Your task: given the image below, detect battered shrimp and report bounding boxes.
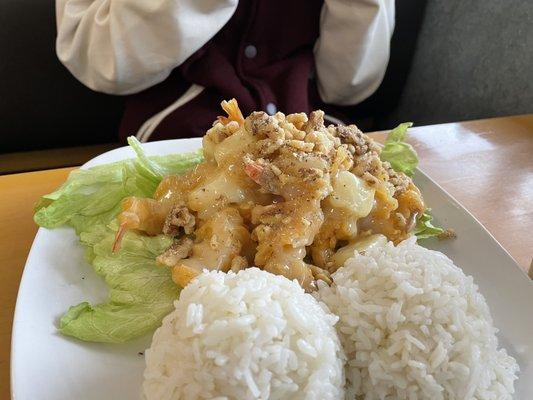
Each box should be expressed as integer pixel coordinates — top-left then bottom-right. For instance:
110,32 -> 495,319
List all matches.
111,100 -> 426,291
242,112 -> 336,290
171,207 -> 252,287
113,197 -> 172,252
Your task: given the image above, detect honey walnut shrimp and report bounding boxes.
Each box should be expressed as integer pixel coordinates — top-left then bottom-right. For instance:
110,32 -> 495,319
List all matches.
114,100 -> 425,291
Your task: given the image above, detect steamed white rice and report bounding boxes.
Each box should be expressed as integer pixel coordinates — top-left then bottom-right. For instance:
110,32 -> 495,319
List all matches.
318,237 -> 519,400
143,268 -> 345,400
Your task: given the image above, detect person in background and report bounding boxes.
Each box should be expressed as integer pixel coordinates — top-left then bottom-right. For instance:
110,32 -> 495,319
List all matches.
55,0 -> 394,142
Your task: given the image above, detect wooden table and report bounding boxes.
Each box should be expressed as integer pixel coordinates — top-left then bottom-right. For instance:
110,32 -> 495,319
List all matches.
0,167 -> 74,398
1,114 -> 532,398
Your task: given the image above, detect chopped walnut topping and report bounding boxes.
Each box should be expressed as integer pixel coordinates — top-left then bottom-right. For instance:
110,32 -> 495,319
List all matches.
383,162 -> 411,195
163,205 -> 196,236
156,238 -> 194,267
351,152 -> 383,178
270,164 -> 282,176
253,138 -> 284,157
299,167 -> 324,181
303,110 -> 325,134
333,125 -> 380,155
286,112 -> 308,131
287,139 -> 314,152
206,127 -> 229,144
438,229 -> 457,240
361,171 -> 379,185
245,112 -> 284,140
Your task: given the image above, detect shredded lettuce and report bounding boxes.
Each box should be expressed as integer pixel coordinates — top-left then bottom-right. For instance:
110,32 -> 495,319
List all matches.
34,137 -> 203,234
60,227 -> 177,343
413,210 -> 444,240
34,137 -> 203,343
380,122 -> 418,176
380,124 -> 444,240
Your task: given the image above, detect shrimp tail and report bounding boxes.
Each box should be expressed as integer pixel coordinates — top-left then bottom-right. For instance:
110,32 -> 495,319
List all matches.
112,223 -> 128,253
217,98 -> 244,126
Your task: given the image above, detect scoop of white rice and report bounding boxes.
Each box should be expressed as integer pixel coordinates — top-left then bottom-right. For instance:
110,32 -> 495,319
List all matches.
318,237 -> 519,400
143,267 -> 345,400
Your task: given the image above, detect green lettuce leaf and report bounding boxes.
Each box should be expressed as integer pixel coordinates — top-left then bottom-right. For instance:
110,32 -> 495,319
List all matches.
34,137 -> 203,342
413,210 -> 444,240
34,137 -> 203,234
380,124 -> 445,240
380,122 -> 418,176
60,228 -> 177,343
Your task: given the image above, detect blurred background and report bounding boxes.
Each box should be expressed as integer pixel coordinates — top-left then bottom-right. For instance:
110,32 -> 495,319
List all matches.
1,0 -> 532,173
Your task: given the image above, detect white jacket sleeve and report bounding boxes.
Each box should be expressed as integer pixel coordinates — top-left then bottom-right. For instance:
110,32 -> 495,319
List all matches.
314,0 -> 395,105
56,0 -> 238,95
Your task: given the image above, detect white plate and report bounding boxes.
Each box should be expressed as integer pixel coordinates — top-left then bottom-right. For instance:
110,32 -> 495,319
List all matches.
11,139 -> 533,400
